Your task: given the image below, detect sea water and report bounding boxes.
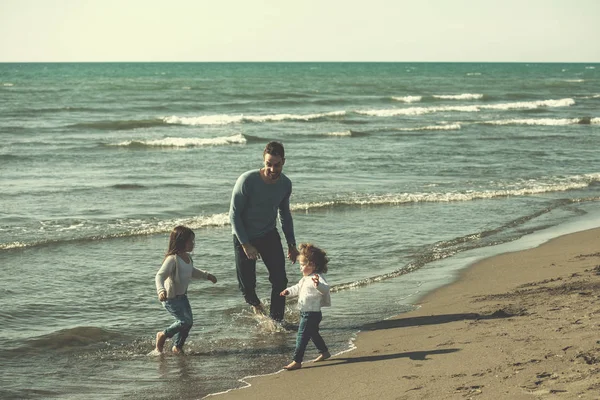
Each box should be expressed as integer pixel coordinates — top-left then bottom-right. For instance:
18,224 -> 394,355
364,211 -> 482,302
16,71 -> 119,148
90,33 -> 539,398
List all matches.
1,62 -> 599,399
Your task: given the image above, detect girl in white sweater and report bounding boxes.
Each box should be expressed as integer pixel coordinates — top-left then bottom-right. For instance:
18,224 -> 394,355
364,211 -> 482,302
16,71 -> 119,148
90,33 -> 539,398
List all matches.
154,226 -> 217,354
280,243 -> 331,370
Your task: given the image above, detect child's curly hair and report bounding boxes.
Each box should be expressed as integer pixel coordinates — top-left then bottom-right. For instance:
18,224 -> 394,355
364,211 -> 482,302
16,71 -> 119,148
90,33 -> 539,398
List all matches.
298,243 -> 329,273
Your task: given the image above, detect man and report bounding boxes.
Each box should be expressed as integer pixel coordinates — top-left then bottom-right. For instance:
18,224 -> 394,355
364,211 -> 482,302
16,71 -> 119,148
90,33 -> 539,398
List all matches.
229,141 -> 299,322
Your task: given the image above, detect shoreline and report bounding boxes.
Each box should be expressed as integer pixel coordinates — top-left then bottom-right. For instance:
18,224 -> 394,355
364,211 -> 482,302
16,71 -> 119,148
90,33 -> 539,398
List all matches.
209,226 -> 600,399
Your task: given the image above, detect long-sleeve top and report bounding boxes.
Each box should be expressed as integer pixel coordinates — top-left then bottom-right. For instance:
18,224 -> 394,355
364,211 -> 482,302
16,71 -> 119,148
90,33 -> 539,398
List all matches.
229,170 -> 296,245
155,254 -> 209,298
285,273 -> 331,312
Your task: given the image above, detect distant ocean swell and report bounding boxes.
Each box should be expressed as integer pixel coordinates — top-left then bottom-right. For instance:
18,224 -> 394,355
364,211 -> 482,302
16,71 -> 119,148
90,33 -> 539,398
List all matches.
53,116 -> 599,152
392,93 -> 484,102
58,97 -> 584,132
163,111 -> 347,125
109,134 -> 248,148
356,98 -> 575,117
482,117 -> 600,126
2,173 -> 599,251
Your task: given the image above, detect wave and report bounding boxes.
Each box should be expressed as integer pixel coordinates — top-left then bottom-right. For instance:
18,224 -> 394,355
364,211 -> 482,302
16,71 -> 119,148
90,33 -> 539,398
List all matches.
69,119 -> 166,130
8,106 -> 101,117
482,117 -> 600,126
391,94 -> 483,103
357,105 -> 479,117
20,327 -> 124,351
356,98 -> 575,117
0,154 -> 22,161
292,173 -> 600,211
330,198 -> 578,292
3,174 -> 599,251
110,184 -> 147,190
163,111 -> 346,126
325,130 -> 353,137
0,213 -> 231,250
391,95 -> 422,103
395,123 -> 461,132
2,182 -> 198,199
295,130 -> 370,138
432,93 -> 484,100
109,134 -> 247,148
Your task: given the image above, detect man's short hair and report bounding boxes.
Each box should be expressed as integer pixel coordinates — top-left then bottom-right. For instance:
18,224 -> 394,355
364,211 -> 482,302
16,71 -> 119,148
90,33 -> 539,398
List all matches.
263,141 -> 285,159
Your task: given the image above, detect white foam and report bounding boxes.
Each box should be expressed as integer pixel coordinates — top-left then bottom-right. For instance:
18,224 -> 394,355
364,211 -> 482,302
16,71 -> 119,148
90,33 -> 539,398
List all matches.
586,66 -> 596,69
356,98 -> 574,117
564,79 -> 584,83
480,98 -> 575,110
483,118 -> 582,126
163,111 -> 345,126
592,118 -> 600,125
3,83 -> 14,87
247,111 -> 345,122
164,115 -> 244,126
356,105 -> 479,117
391,95 -> 422,103
291,173 -> 600,210
398,123 -> 461,131
325,130 -> 352,136
114,134 -> 246,147
188,213 -> 230,227
432,93 -> 483,100
0,241 -> 27,250
466,72 -> 482,76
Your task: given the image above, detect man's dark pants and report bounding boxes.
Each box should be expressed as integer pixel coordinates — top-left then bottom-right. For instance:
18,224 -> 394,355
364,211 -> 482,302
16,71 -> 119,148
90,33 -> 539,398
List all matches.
234,229 -> 288,321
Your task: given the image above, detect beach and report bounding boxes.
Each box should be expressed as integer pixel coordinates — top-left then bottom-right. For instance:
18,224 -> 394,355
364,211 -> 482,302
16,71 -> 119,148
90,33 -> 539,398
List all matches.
1,62 -> 599,399
211,227 -> 600,399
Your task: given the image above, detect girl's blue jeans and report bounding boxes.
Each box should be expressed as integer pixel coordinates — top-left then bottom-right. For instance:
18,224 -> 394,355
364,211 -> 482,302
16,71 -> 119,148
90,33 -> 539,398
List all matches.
293,311 -> 328,363
163,294 -> 193,349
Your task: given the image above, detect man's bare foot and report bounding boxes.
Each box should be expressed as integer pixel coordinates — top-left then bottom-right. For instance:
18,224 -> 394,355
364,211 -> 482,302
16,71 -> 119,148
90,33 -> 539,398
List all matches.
172,346 -> 185,355
313,351 -> 331,362
155,332 -> 166,353
283,361 -> 301,371
252,303 -> 265,315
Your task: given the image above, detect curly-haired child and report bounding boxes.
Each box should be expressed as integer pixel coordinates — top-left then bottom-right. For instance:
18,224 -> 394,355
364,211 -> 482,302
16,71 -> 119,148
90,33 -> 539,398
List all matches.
280,243 -> 331,370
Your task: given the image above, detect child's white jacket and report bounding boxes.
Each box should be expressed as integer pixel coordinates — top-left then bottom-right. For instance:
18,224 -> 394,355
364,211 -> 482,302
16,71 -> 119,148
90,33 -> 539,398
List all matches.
285,273 -> 331,312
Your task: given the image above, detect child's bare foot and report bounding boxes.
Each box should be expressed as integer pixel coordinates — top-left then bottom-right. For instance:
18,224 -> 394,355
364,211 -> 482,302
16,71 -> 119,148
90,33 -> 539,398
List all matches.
283,361 -> 301,371
313,351 -> 331,362
172,346 -> 185,355
155,332 -> 166,353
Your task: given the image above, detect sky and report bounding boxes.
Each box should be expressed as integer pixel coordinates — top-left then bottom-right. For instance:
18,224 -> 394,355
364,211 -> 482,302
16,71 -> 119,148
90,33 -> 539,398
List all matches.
1,0 -> 599,63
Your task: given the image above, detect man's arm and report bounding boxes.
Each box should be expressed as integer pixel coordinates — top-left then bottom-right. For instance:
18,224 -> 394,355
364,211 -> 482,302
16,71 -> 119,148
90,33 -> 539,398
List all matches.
230,174 -> 260,260
229,175 -> 250,245
278,183 -> 298,262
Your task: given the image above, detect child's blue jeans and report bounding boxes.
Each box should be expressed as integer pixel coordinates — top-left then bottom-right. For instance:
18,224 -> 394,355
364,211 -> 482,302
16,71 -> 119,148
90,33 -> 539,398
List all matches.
163,294 -> 193,349
293,311 -> 328,363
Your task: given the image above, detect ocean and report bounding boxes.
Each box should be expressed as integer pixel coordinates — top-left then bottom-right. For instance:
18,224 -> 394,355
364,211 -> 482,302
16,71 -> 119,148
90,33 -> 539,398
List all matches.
1,62 -> 599,399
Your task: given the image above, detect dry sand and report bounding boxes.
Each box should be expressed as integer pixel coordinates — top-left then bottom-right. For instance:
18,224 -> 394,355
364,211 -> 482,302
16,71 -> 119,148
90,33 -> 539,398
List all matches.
210,227 -> 600,399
